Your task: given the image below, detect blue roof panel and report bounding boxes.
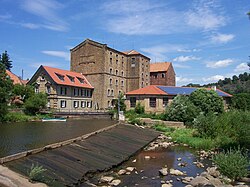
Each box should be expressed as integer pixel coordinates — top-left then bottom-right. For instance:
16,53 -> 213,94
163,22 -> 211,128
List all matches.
157,86 -> 231,97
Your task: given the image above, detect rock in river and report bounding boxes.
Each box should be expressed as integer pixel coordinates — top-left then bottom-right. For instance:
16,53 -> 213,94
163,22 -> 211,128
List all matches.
159,168 -> 168,176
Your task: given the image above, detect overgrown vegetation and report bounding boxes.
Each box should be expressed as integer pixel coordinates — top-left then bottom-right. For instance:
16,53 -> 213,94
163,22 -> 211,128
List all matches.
231,93 -> 250,111
213,148 -> 249,180
28,163 -> 47,182
24,93 -> 48,115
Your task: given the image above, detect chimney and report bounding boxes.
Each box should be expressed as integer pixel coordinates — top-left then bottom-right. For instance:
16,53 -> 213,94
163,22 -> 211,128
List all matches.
212,85 -> 216,91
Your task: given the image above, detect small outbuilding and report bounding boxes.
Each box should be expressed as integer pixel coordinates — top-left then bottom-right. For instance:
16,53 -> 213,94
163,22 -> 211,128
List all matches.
125,85 -> 232,113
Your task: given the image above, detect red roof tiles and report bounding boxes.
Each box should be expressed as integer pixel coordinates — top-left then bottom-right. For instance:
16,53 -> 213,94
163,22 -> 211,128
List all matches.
6,70 -> 23,85
150,62 -> 171,73
126,85 -> 167,95
42,66 -> 93,89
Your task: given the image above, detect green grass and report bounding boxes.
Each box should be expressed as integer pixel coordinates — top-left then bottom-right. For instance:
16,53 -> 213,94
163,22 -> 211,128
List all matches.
3,112 -> 53,123
213,148 -> 249,180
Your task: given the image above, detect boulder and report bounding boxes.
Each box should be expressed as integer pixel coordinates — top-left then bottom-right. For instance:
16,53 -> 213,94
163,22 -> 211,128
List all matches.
159,168 -> 168,176
206,167 -> 220,178
117,169 -> 126,175
162,184 -> 173,187
182,177 -> 194,184
189,176 -> 212,187
100,176 -> 114,183
109,179 -> 121,186
144,156 -> 151,160
169,169 -> 185,176
126,167 -> 135,172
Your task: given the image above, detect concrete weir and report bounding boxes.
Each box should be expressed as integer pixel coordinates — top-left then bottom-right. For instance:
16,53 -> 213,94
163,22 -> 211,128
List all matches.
3,124 -> 160,186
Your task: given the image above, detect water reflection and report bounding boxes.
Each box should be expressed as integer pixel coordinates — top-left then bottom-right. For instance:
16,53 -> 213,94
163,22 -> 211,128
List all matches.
0,118 -> 116,158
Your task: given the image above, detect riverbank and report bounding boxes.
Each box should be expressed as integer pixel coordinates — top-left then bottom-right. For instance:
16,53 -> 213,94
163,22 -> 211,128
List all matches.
84,133 -> 250,187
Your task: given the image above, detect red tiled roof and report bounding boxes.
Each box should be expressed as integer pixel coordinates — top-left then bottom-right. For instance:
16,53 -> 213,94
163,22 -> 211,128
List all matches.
42,66 -> 94,89
6,70 -> 23,85
126,85 -> 167,95
150,62 -> 171,73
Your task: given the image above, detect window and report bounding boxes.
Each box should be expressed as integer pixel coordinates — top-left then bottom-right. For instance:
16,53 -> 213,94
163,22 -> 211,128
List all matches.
141,82 -> 144,88
107,89 -> 110,96
130,97 -> 136,107
115,79 -> 118,86
110,52 -> 112,55
87,101 -> 92,108
74,88 -> 78,96
81,101 -> 86,108
150,97 -> 156,108
116,54 -> 118,58
110,58 -> 112,64
110,68 -> 112,74
163,98 -> 168,107
77,77 -> 84,84
109,78 -> 112,85
131,58 -> 135,67
108,101 -> 110,107
60,100 -> 66,108
60,87 -> 67,95
56,73 -> 64,81
40,76 -> 45,81
35,86 -> 39,93
121,71 -> 124,77
111,90 -> 114,96
122,61 -> 124,67
121,80 -> 124,87
116,59 -> 118,64
47,86 -> 51,94
73,101 -> 79,108
116,70 -> 118,75
162,73 -> 165,78
154,74 -> 157,78
68,75 -> 75,82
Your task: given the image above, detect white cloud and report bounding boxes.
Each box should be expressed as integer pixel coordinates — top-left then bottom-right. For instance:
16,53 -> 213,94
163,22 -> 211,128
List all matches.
202,75 -> 224,82
20,23 -> 40,29
177,48 -> 201,52
141,44 -> 184,61
185,0 -> 226,31
21,0 -> 68,31
42,51 -> 70,61
211,33 -> 235,43
173,64 -> 190,69
176,76 -> 193,83
173,55 -> 200,62
206,59 -> 234,68
234,63 -> 249,72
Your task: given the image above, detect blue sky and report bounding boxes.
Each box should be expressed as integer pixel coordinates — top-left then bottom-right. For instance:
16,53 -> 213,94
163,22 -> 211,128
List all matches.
0,0 -> 249,86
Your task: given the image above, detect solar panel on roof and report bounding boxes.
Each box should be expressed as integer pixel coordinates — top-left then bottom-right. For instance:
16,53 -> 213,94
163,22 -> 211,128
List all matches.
157,86 -> 230,97
157,86 -> 197,95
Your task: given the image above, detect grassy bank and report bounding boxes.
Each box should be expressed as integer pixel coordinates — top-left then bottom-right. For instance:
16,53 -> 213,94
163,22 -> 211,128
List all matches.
2,112 -> 53,123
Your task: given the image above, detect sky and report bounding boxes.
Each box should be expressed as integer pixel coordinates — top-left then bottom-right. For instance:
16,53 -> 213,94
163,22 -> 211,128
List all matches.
0,0 -> 249,86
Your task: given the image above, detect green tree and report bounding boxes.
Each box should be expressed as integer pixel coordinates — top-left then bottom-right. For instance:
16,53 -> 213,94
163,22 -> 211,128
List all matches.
231,93 -> 250,111
24,93 -> 47,115
165,95 -> 199,126
0,51 -> 12,71
0,63 -> 13,121
113,92 -> 126,112
189,89 -> 224,114
12,84 -> 35,101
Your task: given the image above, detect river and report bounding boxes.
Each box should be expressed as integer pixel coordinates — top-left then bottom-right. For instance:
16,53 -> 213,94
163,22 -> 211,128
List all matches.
0,118 -> 116,158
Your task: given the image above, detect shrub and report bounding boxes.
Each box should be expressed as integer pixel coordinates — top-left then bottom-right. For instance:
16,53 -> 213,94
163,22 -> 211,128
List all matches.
128,117 -> 142,125
231,93 -> 250,111
165,95 -> 199,126
4,112 -> 31,122
135,102 -> 145,114
24,93 -> 47,115
213,148 -> 249,180
193,112 -> 218,138
189,89 -> 224,114
153,123 -> 175,133
28,164 -> 47,182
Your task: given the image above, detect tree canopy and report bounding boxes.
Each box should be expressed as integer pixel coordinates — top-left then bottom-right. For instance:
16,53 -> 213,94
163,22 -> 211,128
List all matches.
0,51 -> 12,71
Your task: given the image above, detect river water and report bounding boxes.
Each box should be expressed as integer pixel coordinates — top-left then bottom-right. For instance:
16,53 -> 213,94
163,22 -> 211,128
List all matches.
0,118 -> 116,158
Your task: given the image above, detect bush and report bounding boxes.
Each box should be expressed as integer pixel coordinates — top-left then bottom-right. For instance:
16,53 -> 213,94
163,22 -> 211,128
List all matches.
24,93 -> 47,115
153,123 -> 175,133
28,163 -> 47,182
231,93 -> 250,111
189,89 -> 224,114
135,102 -> 145,114
213,148 -> 249,180
128,117 -> 142,125
165,95 -> 199,126
193,112 -> 218,138
4,112 -> 31,122
194,110 -> 250,149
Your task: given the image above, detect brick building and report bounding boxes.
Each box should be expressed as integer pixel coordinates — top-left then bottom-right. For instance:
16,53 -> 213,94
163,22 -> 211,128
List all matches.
70,39 -> 150,110
28,66 -> 94,112
150,62 -> 176,86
